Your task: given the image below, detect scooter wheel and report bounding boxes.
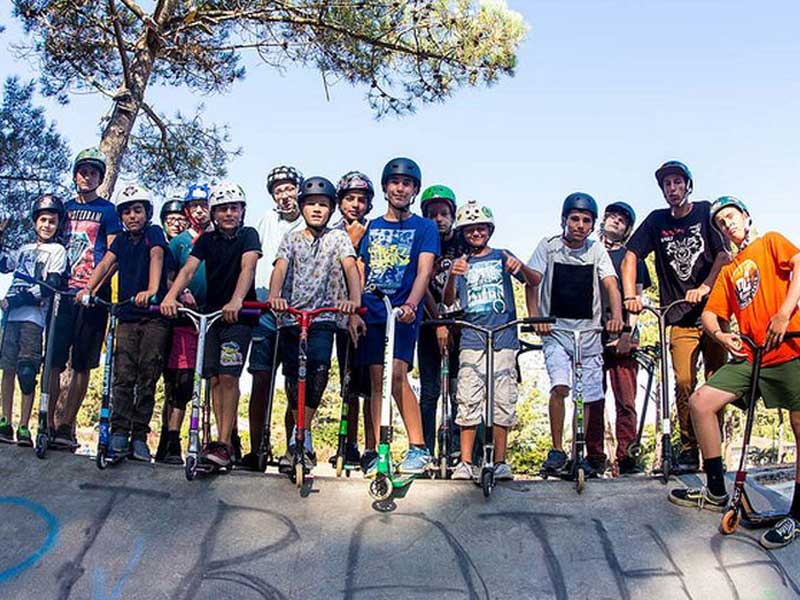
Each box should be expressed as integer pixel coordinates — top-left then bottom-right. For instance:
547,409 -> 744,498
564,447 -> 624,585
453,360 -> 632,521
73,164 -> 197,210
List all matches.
439,458 -> 448,480
626,443 -> 642,459
35,434 -> 48,459
369,476 -> 393,502
576,467 -> 586,494
481,469 -> 493,498
660,458 -> 671,485
335,455 -> 344,478
96,449 -> 108,470
185,456 -> 197,481
720,508 -> 741,535
257,453 -> 267,473
295,463 -> 304,489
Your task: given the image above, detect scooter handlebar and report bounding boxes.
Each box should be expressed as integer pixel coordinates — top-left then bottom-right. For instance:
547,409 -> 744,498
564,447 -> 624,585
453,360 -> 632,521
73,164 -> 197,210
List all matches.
11,271 -> 74,295
242,301 -> 367,317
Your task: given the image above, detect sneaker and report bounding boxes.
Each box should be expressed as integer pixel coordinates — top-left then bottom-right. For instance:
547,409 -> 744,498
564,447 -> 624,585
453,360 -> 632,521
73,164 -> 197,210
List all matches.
579,457 -> 599,479
129,438 -> 152,462
587,456 -> 607,476
51,424 -> 75,449
542,448 -> 568,472
452,461 -> 477,480
618,456 -> 643,475
238,452 -> 262,472
304,450 -> 317,469
231,430 -> 243,464
494,462 -> 514,481
163,434 -> 183,465
0,418 -> 13,443
345,443 -> 361,467
154,426 -> 169,463
760,517 -> 800,550
398,446 -> 432,474
278,446 -> 294,473
361,450 -> 378,478
675,448 -> 700,473
109,433 -> 130,460
16,426 -> 33,447
668,486 -> 728,512
205,442 -> 232,467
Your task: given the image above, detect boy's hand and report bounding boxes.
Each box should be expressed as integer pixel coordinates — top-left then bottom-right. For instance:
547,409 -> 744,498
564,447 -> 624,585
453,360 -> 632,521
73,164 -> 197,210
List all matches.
75,288 -> 92,305
609,332 -> 633,355
222,298 -> 243,323
451,255 -> 469,276
345,220 -> 367,248
268,296 -> 288,312
348,313 -> 366,346
436,325 -> 449,354
398,303 -> 416,324
337,299 -> 358,315
605,317 -> 624,335
715,331 -> 746,358
160,296 -> 180,318
134,290 -> 155,308
765,311 -> 790,351
503,251 -> 522,275
685,284 -> 710,304
179,290 -> 197,309
532,320 -> 553,336
624,296 -> 643,315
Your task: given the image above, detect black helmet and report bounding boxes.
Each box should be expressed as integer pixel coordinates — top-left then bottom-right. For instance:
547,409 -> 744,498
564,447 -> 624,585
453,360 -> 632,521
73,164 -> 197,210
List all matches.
562,192 -> 598,221
160,199 -> 185,224
381,157 -> 421,188
299,176 -> 337,206
655,160 -> 693,192
31,194 -> 65,223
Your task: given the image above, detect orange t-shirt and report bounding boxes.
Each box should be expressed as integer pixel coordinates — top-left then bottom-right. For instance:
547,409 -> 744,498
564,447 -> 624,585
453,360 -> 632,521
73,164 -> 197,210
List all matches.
705,232 -> 800,366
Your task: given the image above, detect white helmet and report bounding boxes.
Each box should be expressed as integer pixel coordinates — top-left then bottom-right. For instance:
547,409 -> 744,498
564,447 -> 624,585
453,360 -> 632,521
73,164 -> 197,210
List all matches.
209,181 -> 247,209
455,200 -> 495,233
114,182 -> 154,221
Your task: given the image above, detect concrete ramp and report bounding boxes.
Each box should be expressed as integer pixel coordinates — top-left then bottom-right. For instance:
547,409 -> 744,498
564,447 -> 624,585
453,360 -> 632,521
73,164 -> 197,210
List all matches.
0,447 -> 798,599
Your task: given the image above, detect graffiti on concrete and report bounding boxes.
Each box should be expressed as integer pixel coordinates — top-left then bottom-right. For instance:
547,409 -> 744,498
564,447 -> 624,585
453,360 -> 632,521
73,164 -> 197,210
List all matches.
0,496 -> 59,584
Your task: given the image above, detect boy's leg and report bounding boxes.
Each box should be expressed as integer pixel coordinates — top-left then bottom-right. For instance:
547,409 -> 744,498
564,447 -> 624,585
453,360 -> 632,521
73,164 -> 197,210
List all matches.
760,411 -> 800,548
1,370 -> 14,422
392,359 -> 424,445
493,348 -> 520,473
417,324 -> 441,454
582,354 -> 609,472
130,320 -> 169,457
109,322 -> 138,453
608,353 -> 639,464
216,374 -> 239,445
368,365 -> 383,446
670,325 -> 703,470
549,388 -> 568,450
455,348 -> 484,465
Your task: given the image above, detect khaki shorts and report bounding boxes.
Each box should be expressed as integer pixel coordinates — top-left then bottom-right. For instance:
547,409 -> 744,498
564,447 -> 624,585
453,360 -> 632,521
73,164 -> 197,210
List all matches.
705,357 -> 800,412
456,348 -> 518,428
0,321 -> 43,370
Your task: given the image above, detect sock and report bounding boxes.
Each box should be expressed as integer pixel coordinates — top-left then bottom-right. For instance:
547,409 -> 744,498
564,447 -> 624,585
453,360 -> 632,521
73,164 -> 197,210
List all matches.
304,432 -> 314,453
791,483 -> 800,520
704,456 -> 726,497
411,444 -> 426,450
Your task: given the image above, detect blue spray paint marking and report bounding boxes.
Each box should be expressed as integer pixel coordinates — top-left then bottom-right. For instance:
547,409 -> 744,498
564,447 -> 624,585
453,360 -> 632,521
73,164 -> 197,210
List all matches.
91,536 -> 146,600
0,496 -> 59,583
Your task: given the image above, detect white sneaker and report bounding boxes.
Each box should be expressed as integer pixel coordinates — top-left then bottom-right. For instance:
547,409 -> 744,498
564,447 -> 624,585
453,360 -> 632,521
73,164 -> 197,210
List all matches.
494,463 -> 514,481
452,461 -> 477,481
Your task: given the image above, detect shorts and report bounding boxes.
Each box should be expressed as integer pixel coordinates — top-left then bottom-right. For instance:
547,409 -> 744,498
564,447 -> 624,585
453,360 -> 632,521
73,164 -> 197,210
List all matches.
167,325 -> 198,370
248,314 -> 280,373
705,357 -> 800,412
203,322 -> 252,378
279,322 -> 336,379
0,321 -> 43,370
335,329 -> 371,398
456,348 -> 518,428
51,298 -> 108,371
543,338 -> 604,403
358,319 -> 418,367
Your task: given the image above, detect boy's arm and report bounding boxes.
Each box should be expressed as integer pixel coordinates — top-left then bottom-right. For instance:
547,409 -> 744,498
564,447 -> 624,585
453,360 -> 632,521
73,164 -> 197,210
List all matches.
687,250 -> 731,304
77,251 -> 117,303
135,245 -> 164,307
702,309 -> 745,357
267,257 -> 290,311
621,251 -> 642,313
399,252 -> 434,324
601,275 -> 623,333
222,250 -> 259,322
341,256 -> 362,307
161,256 -> 201,317
766,252 -> 800,349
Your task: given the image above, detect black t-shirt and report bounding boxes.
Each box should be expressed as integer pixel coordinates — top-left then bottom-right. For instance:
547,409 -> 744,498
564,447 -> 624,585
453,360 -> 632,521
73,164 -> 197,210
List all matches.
427,231 -> 469,313
110,225 -> 171,322
602,245 -> 652,342
627,201 -> 726,326
191,227 -> 261,312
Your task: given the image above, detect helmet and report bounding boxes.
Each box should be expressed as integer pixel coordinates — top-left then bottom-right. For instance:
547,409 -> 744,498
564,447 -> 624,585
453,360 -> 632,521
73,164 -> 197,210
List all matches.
455,200 -> 495,233
605,201 -> 636,228
160,200 -> 185,224
337,171 -> 375,213
184,183 -> 210,203
72,147 -> 107,182
209,182 -> 246,209
710,196 -> 750,232
266,165 -> 303,195
299,176 -> 337,206
420,185 -> 456,218
114,183 -> 154,221
562,192 -> 598,221
655,160 -> 693,191
381,157 -> 421,188
30,194 -> 65,223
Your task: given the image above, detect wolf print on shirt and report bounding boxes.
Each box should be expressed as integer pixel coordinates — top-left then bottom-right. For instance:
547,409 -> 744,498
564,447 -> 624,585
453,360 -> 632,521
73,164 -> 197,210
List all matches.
662,222 -> 705,282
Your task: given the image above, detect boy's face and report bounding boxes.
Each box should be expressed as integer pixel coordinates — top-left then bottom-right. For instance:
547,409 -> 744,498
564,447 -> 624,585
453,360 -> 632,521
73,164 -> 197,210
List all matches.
272,181 -> 299,213
121,202 -> 147,232
383,175 -> 418,209
602,210 -> 628,242
164,213 -> 188,239
34,212 -> 59,242
302,196 -> 333,229
425,201 -> 455,236
713,206 -> 748,245
339,190 -> 368,223
462,223 -> 491,249
185,200 -> 210,228
564,210 -> 594,243
213,202 -> 244,232
661,174 -> 688,206
75,164 -> 102,194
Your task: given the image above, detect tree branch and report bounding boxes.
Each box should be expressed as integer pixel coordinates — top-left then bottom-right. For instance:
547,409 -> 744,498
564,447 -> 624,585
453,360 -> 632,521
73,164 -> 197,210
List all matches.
108,0 -> 133,90
140,101 -> 176,171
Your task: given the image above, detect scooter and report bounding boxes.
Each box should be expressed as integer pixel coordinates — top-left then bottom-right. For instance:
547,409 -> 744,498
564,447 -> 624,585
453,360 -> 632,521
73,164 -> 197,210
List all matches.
332,341 -> 359,477
256,325 -> 283,474
719,331 -> 800,535
626,343 -> 660,460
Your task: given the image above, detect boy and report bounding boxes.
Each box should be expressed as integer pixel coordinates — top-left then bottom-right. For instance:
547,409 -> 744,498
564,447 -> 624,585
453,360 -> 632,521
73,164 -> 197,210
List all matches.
525,193 -> 623,477
443,200 -> 525,480
0,195 -> 67,446
161,182 -> 260,469
669,197 -> 800,550
244,165 -> 305,471
267,176 -> 362,466
161,196 -> 189,242
359,157 -> 439,475
77,184 -> 170,461
51,147 -> 122,449
622,160 -> 730,473
156,183 -> 212,464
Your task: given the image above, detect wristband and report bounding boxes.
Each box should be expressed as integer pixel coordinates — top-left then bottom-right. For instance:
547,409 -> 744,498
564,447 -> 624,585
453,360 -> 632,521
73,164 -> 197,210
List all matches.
623,296 -> 637,301
403,302 -> 417,313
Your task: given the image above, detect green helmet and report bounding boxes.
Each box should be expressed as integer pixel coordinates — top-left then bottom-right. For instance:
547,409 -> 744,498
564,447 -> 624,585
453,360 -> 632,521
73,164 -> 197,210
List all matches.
710,196 -> 749,232
73,147 -> 107,182
420,185 -> 456,218
455,200 -> 495,234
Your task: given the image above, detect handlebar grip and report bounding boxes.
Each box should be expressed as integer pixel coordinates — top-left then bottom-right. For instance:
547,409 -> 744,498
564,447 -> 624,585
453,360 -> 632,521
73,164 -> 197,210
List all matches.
240,308 -> 261,317
522,317 -> 557,325
148,305 -> 162,314
366,284 -> 386,299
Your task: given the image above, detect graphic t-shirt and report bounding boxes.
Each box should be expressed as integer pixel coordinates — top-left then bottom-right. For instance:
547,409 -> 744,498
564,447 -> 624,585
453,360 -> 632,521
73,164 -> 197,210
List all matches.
170,229 -> 207,308
627,201 -> 726,326
602,245 -> 652,344
705,232 -> 800,366
191,227 -> 261,312
0,241 -> 67,328
275,228 -> 356,328
359,215 -> 440,323
527,235 -> 617,356
455,248 -> 523,351
63,197 -> 122,290
110,225 -> 171,322
427,231 -> 469,316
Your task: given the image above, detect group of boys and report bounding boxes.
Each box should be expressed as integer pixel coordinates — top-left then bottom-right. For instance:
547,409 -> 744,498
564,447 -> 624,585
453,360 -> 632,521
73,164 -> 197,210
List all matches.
1,152 -> 799,549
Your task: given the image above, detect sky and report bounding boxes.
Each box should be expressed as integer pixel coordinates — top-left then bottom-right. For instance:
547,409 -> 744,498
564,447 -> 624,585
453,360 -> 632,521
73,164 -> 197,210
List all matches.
2,0 -> 800,267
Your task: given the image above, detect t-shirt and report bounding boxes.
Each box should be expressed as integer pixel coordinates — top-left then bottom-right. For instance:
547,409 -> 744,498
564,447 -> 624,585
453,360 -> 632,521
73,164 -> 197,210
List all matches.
190,227 -> 261,312
63,197 -> 122,290
705,232 -> 800,367
359,214 -> 440,323
275,227 -> 356,328
455,248 -> 523,351
626,201 -> 726,326
255,210 -> 304,302
110,225 -> 171,322
0,241 -> 67,328
427,231 -> 469,316
602,245 -> 652,343
527,235 -> 617,356
170,229 -> 207,308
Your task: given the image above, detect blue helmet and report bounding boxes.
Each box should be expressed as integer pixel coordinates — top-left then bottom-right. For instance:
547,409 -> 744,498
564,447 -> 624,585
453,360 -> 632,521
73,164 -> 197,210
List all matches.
381,157 -> 421,189
655,160 -> 693,192
562,192 -> 598,221
184,183 -> 210,203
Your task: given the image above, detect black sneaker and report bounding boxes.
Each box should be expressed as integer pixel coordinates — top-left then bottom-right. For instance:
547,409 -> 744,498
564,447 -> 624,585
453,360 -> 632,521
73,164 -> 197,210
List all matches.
360,449 -> 378,473
154,426 -> 169,463
51,424 -> 75,449
618,456 -> 643,475
760,517 -> 800,549
0,418 -> 14,444
668,486 -> 728,512
231,431 -> 243,464
345,443 -> 361,467
238,452 -> 262,472
587,455 -> 607,476
541,448 -> 568,473
163,434 -> 184,465
675,448 -> 700,473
